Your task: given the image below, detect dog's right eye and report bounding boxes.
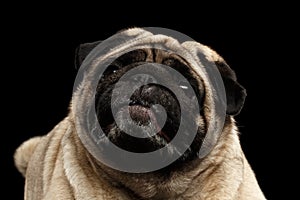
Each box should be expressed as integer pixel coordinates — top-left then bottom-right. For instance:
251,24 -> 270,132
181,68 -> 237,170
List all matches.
103,64 -> 120,76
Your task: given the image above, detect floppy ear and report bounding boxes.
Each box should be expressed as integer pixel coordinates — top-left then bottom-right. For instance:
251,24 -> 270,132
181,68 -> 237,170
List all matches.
75,40 -> 102,69
214,60 -> 247,116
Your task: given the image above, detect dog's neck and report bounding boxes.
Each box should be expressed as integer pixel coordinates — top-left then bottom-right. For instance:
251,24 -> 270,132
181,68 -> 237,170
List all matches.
92,156 -> 203,199
75,117 -> 243,200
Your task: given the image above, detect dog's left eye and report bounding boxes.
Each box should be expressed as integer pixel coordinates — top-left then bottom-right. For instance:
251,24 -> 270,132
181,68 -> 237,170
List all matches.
179,79 -> 198,98
179,80 -> 189,90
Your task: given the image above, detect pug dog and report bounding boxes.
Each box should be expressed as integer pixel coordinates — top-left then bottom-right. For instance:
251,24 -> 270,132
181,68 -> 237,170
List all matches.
14,28 -> 266,200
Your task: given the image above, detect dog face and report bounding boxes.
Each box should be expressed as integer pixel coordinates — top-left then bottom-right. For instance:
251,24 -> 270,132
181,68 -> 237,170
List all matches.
95,49 -> 205,163
75,42 -> 247,168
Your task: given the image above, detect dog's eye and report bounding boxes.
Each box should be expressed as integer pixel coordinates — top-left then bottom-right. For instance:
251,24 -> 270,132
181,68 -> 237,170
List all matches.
109,65 -> 119,73
99,65 -> 120,83
179,80 -> 197,98
179,80 -> 189,90
103,64 -> 119,76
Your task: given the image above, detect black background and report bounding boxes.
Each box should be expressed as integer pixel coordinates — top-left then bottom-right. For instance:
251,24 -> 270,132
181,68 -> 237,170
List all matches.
2,3 -> 296,199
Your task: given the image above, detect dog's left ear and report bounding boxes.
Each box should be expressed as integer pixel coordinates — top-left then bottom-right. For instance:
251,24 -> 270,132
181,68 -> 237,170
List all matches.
74,40 -> 102,69
215,61 -> 247,116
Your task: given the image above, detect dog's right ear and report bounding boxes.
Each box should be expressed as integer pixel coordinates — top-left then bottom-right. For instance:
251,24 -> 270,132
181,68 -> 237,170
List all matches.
75,41 -> 102,69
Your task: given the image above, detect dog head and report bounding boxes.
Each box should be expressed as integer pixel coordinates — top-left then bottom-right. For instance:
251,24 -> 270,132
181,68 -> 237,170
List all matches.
72,28 -> 246,172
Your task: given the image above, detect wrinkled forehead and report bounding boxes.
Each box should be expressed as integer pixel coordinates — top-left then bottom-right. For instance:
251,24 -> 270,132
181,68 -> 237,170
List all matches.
112,48 -> 202,81
114,48 -> 187,65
